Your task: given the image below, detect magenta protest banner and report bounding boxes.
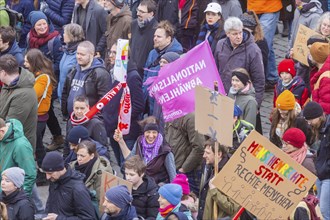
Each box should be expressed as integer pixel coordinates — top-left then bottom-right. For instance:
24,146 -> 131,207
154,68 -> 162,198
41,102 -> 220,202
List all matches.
148,41 -> 225,122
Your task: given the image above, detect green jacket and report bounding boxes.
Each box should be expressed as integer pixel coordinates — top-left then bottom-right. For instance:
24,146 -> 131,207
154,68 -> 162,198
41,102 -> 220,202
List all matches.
164,113 -> 205,172
0,0 -> 10,27
0,119 -> 37,195
0,68 -> 38,150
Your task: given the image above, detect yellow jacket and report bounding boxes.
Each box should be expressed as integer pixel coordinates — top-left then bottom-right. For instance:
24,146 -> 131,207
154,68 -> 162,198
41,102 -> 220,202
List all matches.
34,72 -> 52,115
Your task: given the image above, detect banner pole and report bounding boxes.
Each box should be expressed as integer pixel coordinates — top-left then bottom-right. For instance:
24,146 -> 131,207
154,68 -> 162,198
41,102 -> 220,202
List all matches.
233,207 -> 245,220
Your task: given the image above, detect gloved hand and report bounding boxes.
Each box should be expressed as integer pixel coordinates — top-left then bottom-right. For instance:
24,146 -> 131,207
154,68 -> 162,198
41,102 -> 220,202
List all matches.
40,1 -> 49,13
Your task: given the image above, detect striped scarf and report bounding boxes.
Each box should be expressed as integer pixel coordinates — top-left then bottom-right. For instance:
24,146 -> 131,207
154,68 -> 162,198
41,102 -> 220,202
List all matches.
196,23 -> 220,46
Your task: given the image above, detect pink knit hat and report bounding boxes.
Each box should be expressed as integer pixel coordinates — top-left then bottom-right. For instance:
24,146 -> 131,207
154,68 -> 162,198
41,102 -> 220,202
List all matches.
171,174 -> 190,195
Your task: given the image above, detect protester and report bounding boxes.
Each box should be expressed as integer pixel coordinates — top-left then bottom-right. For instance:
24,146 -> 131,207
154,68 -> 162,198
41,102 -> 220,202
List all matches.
0,167 -> 35,220
70,140 -> 113,213
228,68 -> 258,127
124,155 -> 159,219
303,101 -> 330,220
41,151 -> 97,219
315,11 -> 330,39
58,23 -> 85,102
273,59 -> 309,108
270,90 -> 311,148
157,183 -> 193,220
105,42 -> 117,81
0,26 -> 24,66
101,185 -> 138,220
114,120 -> 176,184
196,2 -> 224,53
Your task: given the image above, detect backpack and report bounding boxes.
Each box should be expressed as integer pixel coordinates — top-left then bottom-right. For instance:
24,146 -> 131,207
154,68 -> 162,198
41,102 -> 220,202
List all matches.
0,6 -> 24,40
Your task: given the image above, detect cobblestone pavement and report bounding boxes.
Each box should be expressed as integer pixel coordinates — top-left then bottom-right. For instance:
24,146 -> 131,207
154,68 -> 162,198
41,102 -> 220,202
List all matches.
39,26 -> 290,204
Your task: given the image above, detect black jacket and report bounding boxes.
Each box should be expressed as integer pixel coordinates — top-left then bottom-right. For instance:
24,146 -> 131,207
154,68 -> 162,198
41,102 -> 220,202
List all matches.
1,190 -> 34,220
315,115 -> 330,181
130,18 -> 158,77
103,61 -> 145,141
45,166 -> 97,219
132,175 -> 159,220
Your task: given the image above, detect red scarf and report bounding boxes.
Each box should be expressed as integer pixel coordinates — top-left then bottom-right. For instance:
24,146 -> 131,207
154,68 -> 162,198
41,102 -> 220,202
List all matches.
29,28 -> 59,49
288,144 -> 308,164
159,204 -> 175,217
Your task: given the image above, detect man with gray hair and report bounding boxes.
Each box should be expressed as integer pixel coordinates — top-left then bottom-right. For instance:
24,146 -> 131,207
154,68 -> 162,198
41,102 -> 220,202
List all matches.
214,17 -> 265,108
61,41 -> 111,118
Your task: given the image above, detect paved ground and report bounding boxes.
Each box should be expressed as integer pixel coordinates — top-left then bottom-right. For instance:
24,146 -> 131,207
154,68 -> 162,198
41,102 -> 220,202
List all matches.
37,25 -> 289,206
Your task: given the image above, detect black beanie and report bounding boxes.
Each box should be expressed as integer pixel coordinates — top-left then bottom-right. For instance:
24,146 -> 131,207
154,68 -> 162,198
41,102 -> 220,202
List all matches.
232,71 -> 250,86
303,102 -> 324,120
41,152 -> 64,172
67,126 -> 89,144
144,123 -> 159,132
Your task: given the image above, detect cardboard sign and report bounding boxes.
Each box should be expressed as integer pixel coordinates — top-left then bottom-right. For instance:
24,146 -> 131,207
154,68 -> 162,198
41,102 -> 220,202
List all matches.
114,39 -> 129,82
213,130 -> 317,219
99,172 -> 133,213
293,24 -> 322,66
147,41 -> 225,122
195,86 -> 234,147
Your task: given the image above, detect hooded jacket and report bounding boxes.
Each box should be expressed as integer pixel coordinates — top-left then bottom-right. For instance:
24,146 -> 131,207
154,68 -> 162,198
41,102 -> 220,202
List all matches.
132,175 -> 159,219
0,68 -> 38,149
214,30 -> 265,107
0,119 -> 36,195
228,84 -> 258,127
61,58 -> 111,117
289,0 -> 323,48
0,41 -> 24,66
46,166 -> 97,219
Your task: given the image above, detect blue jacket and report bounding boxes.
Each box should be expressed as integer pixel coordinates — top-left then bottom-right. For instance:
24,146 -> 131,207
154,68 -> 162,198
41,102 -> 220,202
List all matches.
142,38 -> 183,115
0,41 -> 24,66
43,0 -> 75,33
58,44 -> 78,100
7,0 -> 34,48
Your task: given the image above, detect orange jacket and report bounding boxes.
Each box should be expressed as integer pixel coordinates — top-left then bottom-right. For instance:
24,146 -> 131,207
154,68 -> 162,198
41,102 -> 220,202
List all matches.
34,72 -> 53,116
247,0 -> 282,14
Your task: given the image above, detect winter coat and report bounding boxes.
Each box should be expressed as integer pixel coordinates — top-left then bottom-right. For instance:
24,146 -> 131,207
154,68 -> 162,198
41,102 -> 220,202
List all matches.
256,38 -> 269,77
315,115 -> 330,181
43,0 -> 75,33
45,166 -> 97,219
310,56 -> 330,114
0,190 -> 34,220
214,30 -> 265,107
198,153 -> 230,219
0,119 -> 36,195
0,41 -> 24,66
130,18 -> 158,77
72,0 -> 108,53
143,38 -> 183,115
34,72 -> 53,116
0,68 -> 38,149
155,0 -> 178,27
219,0 -> 242,20
61,58 -> 110,117
131,137 -> 176,184
302,151 -> 317,175
274,76 -> 309,108
289,0 -> 323,48
0,0 -> 9,26
156,203 -> 193,220
101,205 -> 137,220
132,175 -> 159,219
103,62 -> 144,142
164,113 -> 205,172
70,156 -> 113,204
178,0 -> 199,31
228,84 -> 258,127
247,0 -> 282,14
98,5 -> 131,50
6,0 -> 34,48
58,43 -> 79,100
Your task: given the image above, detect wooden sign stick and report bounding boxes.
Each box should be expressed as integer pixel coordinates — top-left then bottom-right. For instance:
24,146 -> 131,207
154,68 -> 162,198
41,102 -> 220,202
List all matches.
213,81 -> 219,219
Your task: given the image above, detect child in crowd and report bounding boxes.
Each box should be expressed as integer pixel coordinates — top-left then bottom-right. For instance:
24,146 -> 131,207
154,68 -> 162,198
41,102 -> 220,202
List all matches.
273,59 -> 309,108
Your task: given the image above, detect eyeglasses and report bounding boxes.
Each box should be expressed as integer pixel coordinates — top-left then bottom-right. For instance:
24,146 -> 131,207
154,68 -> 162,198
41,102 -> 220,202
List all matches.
137,8 -> 148,14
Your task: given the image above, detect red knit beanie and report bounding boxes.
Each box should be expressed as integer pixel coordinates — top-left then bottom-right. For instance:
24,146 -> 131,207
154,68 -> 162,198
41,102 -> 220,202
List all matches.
282,128 -> 306,148
171,174 -> 190,195
278,59 -> 296,77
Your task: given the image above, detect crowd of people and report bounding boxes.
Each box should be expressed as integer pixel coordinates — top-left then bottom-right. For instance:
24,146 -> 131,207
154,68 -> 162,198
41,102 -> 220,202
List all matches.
0,0 -> 329,219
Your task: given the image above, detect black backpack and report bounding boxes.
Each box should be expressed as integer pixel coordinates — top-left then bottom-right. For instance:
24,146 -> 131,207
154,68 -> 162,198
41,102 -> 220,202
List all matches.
0,6 -> 24,40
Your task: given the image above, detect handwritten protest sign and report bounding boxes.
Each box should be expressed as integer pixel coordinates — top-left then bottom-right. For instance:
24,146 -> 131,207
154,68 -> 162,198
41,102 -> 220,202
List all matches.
213,131 -> 317,219
114,39 -> 129,82
148,41 -> 225,122
293,24 -> 322,66
195,86 -> 234,146
99,172 -> 132,213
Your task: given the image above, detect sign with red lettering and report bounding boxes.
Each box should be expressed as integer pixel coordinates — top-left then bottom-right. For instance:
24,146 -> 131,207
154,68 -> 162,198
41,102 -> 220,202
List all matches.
213,130 -> 317,219
99,172 -> 133,213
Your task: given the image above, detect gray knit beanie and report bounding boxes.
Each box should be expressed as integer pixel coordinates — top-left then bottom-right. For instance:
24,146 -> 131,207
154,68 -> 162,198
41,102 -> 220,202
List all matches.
2,167 -> 25,188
